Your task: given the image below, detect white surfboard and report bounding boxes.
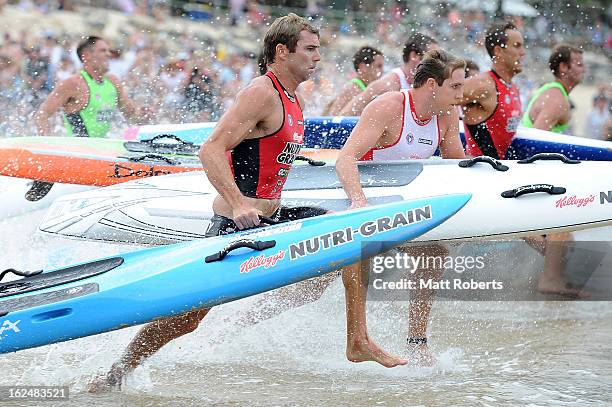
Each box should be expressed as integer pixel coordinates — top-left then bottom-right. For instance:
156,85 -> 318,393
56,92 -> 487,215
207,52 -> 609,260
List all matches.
39,157 -> 612,244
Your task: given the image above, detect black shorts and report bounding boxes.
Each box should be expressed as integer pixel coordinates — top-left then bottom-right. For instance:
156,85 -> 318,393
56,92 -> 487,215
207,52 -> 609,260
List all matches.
205,206 -> 328,237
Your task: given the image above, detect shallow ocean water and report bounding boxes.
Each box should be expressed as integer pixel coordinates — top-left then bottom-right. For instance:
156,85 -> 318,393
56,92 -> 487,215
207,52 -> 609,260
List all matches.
0,206 -> 611,406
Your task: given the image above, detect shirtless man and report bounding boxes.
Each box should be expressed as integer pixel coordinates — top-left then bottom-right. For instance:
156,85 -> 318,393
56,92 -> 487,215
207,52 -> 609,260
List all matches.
324,46 -> 384,115
336,49 -> 467,367
521,44 -> 586,297
35,36 -> 151,138
340,33 -> 439,116
88,14 -> 323,391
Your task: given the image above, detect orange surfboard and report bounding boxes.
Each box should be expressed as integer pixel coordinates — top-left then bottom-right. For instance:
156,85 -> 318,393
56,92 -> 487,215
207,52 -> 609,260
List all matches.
0,137 -> 339,186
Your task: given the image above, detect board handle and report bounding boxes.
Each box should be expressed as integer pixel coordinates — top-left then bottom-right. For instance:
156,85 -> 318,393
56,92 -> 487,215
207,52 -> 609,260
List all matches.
205,239 -> 277,263
501,184 -> 566,198
295,155 -> 326,166
24,181 -> 54,201
258,215 -> 280,225
126,154 -> 179,165
517,153 -> 581,164
458,156 -> 509,172
142,134 -> 194,146
0,268 -> 43,283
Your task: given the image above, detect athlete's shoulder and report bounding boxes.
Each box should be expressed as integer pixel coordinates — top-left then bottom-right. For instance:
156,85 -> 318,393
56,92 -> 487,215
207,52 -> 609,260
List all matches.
463,72 -> 495,102
379,71 -> 401,87
53,74 -> 86,96
471,72 -> 495,90
235,75 -> 277,105
105,73 -> 123,88
364,91 -> 404,116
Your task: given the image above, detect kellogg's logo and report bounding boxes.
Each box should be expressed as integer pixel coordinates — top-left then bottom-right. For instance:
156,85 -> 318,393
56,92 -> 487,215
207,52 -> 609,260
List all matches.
555,194 -> 596,209
240,250 -> 286,273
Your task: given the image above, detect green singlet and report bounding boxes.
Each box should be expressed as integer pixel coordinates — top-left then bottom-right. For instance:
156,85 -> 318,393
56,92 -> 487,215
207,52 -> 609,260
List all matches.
350,78 -> 367,92
521,81 -> 570,134
64,70 -> 118,138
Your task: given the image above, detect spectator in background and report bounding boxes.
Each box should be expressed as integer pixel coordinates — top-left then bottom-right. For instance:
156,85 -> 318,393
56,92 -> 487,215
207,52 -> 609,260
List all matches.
22,46 -> 51,106
585,93 -> 610,140
229,0 -> 245,26
54,55 -> 76,82
158,58 -> 185,118
180,52 -> 219,122
246,0 -> 266,28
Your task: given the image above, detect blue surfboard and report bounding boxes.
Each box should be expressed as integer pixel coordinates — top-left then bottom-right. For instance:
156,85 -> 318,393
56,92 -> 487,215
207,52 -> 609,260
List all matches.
0,194 -> 470,353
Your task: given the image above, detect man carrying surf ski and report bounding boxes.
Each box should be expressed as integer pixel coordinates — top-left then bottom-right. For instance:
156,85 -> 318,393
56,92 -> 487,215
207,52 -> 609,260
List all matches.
88,13 -> 324,392
336,49 -> 467,367
521,44 -> 587,297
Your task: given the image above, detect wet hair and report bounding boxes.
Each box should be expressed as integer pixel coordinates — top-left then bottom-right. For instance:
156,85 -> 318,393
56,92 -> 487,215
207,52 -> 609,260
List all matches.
257,51 -> 267,75
548,44 -> 583,77
413,49 -> 466,88
352,46 -> 383,72
464,59 -> 480,77
263,13 -> 319,65
76,36 -> 104,63
484,22 -> 517,58
402,33 -> 437,63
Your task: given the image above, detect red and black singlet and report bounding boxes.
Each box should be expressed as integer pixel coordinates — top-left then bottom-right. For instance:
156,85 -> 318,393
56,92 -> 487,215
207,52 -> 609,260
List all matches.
464,70 -> 522,159
228,71 -> 305,199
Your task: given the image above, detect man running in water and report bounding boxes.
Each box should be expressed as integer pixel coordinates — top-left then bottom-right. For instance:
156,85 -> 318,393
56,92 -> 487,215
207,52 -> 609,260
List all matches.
461,22 -> 524,159
35,36 -> 152,137
336,49 -> 467,367
324,46 -> 384,115
340,33 -> 439,116
88,13 -> 323,391
521,44 -> 586,297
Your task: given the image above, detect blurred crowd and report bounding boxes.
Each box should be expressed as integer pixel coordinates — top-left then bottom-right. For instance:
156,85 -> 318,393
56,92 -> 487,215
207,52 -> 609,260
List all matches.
0,0 -> 610,139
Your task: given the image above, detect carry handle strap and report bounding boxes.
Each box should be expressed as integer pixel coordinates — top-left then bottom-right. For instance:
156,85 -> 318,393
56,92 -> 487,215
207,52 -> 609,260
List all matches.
141,134 -> 193,146
204,239 -> 277,263
295,155 -> 326,167
517,153 -> 581,164
0,268 -> 43,283
458,156 -> 509,172
501,184 -> 566,198
126,154 -> 178,165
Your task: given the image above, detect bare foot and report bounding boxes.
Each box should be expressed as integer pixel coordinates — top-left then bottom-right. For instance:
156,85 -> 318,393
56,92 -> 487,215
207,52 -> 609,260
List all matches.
406,344 -> 436,367
86,371 -> 122,393
347,337 -> 408,368
538,278 -> 589,298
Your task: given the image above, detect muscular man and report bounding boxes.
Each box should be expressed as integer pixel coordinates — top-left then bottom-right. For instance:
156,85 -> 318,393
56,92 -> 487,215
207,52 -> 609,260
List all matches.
88,14 -> 323,391
461,22 -> 525,159
336,50 -> 467,367
521,44 -> 586,297
340,33 -> 439,116
35,36 -> 151,137
324,46 -> 384,115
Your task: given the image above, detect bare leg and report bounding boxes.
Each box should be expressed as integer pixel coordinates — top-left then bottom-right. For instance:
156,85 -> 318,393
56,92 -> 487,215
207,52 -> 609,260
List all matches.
538,232 -> 586,297
236,273 -> 339,327
405,244 -> 445,367
88,308 -> 210,392
524,235 -> 546,256
343,262 -> 407,368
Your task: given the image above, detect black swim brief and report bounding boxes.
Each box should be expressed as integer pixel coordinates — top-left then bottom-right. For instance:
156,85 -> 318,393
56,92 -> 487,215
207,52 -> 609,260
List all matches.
204,205 -> 328,237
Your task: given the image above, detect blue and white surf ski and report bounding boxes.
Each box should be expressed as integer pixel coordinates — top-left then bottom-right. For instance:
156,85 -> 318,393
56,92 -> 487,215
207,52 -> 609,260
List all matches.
129,119 -> 612,160
0,194 -> 470,353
